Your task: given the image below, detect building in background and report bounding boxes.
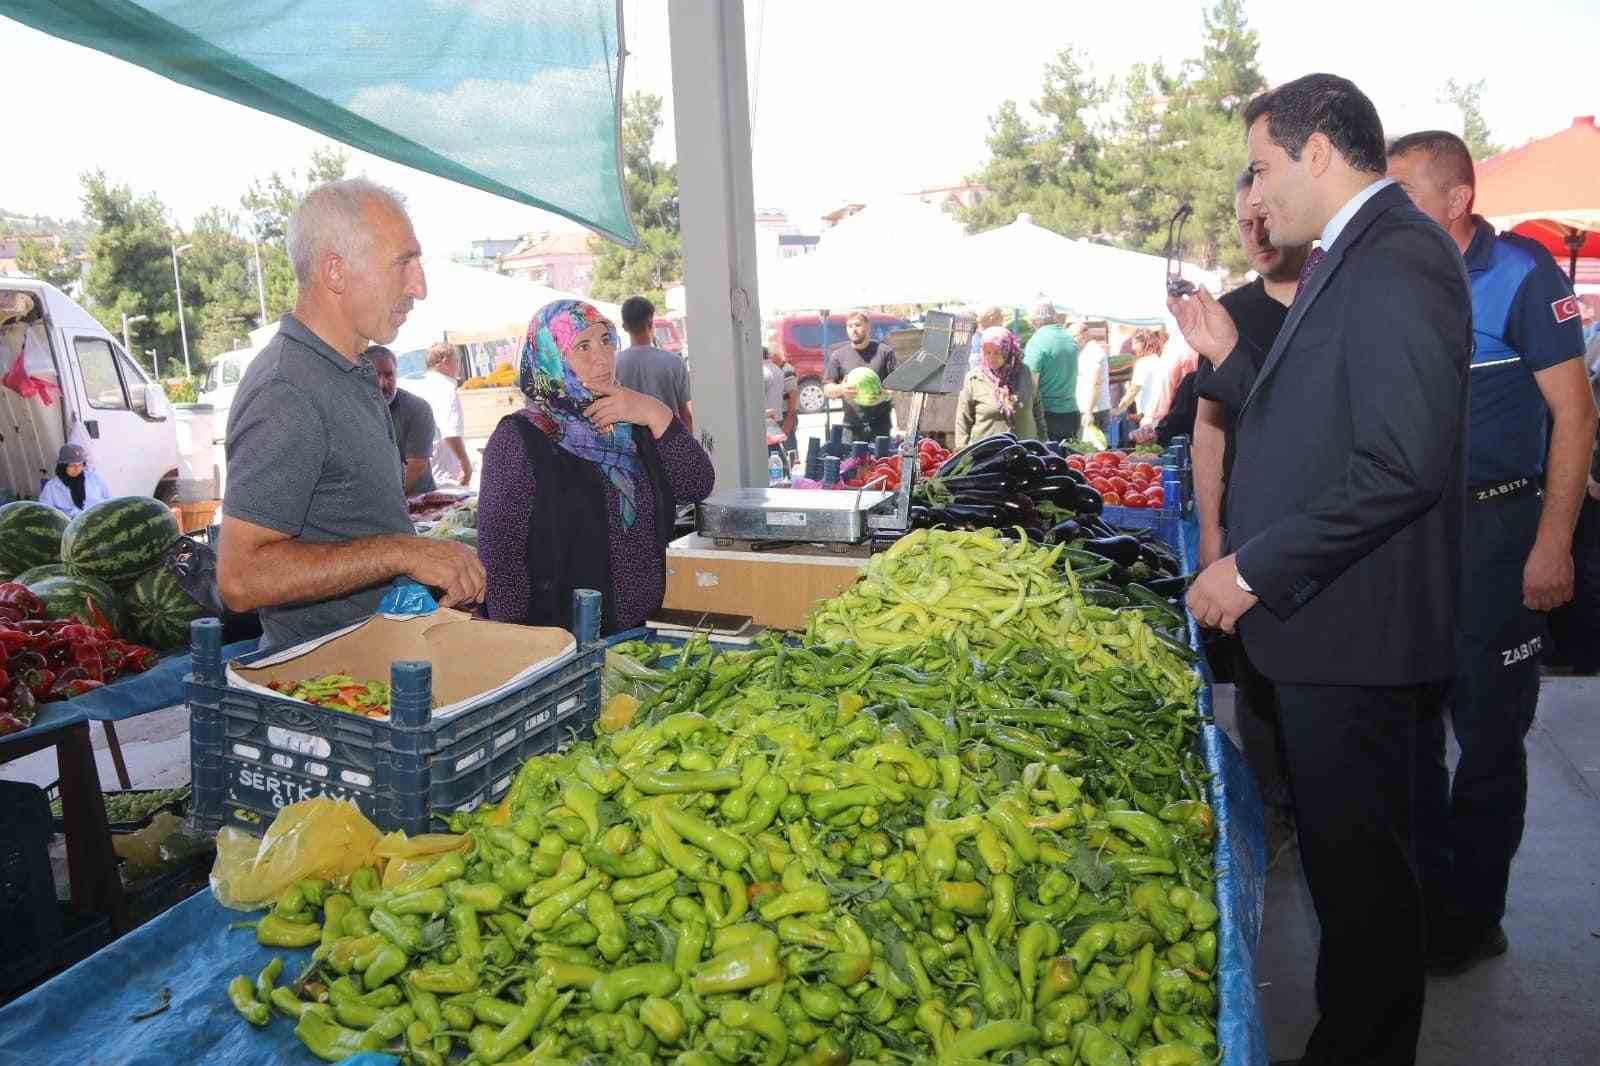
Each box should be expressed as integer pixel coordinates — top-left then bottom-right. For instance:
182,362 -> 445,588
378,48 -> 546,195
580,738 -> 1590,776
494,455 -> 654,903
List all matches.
909,182 -> 988,212
498,230 -> 598,294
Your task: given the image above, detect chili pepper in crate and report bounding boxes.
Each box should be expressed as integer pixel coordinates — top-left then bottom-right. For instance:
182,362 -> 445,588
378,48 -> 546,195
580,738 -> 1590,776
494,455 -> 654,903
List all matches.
227,974 -> 270,1026
23,667 -> 55,702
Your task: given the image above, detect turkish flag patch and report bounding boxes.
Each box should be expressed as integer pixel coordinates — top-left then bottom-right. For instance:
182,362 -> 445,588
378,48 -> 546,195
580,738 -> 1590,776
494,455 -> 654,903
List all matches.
1552,295 -> 1581,323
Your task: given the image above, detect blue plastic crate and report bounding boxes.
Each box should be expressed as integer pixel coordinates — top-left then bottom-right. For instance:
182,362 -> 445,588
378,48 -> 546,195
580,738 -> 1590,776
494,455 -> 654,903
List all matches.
188,591 -> 606,836
1100,507 -> 1199,574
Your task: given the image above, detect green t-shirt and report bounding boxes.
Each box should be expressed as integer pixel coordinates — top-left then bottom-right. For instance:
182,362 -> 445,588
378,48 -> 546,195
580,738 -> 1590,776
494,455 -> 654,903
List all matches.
1022,324 -> 1080,414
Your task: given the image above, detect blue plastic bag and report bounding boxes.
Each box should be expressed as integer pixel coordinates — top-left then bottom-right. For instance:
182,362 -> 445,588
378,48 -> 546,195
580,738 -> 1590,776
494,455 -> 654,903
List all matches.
378,579 -> 437,616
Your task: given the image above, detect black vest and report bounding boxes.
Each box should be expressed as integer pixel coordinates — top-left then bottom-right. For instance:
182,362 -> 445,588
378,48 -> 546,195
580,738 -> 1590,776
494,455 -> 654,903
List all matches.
503,416 -> 676,634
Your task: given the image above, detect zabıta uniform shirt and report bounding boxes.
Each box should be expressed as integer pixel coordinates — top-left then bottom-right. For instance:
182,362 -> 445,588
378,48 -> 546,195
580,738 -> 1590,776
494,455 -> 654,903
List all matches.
1463,216 -> 1586,484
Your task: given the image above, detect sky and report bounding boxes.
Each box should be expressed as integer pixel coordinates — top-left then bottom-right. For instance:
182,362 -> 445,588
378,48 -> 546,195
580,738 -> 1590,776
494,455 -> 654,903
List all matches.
2,0 -> 1596,256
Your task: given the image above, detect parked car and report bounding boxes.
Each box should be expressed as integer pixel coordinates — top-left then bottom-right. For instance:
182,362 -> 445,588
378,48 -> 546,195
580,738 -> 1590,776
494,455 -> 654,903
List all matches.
198,342 -> 262,428
652,316 -> 684,354
773,312 -> 909,414
0,279 -> 179,501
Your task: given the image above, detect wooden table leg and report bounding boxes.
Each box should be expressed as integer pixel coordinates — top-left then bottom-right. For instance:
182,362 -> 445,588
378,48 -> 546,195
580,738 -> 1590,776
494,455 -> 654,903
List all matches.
102,720 -> 133,790
56,722 -> 129,932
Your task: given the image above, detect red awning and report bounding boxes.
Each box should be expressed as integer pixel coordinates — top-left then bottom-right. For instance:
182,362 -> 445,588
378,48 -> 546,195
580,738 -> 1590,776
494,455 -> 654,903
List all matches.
1477,117 -> 1600,273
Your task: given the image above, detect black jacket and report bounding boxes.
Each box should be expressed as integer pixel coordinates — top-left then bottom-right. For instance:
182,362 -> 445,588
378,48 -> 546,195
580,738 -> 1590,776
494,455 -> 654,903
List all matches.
1199,182 -> 1471,685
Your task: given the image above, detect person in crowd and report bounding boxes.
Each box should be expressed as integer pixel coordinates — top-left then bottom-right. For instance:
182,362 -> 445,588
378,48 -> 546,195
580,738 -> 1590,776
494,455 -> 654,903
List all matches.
1387,130 -> 1598,977
616,295 -> 694,434
477,300 -> 714,635
1550,303 -> 1600,673
954,325 -> 1046,447
823,309 -> 896,442
967,305 -> 1006,370
410,341 -> 473,487
762,345 -> 798,462
1072,319 -> 1112,437
367,344 -> 437,494
219,178 -> 484,650
1171,74 -> 1469,1066
1149,327 -> 1197,426
769,341 -> 800,457
38,442 -> 110,518
1115,329 -> 1165,434
1190,167 -> 1313,854
1021,299 -> 1081,441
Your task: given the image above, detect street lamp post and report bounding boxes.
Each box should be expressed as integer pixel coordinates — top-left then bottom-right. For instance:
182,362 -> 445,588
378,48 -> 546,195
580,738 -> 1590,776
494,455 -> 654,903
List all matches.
145,348 -> 160,378
121,312 -> 148,364
249,226 -> 269,326
171,241 -> 194,377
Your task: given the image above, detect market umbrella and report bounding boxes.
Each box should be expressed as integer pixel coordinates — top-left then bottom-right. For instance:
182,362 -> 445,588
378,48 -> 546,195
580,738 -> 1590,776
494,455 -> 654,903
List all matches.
1476,115 -> 1600,280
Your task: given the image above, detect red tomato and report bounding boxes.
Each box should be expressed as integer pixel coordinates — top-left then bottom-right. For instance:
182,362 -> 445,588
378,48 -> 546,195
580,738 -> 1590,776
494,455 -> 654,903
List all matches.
1102,491 -> 1123,506
1089,477 -> 1113,494
1109,476 -> 1131,494
1134,462 -> 1157,480
1107,450 -> 1127,461
1123,490 -> 1147,509
1145,488 -> 1165,508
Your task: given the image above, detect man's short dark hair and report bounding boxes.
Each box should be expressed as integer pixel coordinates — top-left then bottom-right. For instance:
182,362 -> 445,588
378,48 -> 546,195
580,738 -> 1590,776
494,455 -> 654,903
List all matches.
1234,168 -> 1255,195
621,296 -> 654,332
1387,130 -> 1476,199
363,344 -> 395,365
1242,73 -> 1387,175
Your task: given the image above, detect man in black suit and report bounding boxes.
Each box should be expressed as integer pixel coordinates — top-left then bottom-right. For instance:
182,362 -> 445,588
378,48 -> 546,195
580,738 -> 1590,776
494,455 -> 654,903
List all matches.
1170,74 -> 1471,1066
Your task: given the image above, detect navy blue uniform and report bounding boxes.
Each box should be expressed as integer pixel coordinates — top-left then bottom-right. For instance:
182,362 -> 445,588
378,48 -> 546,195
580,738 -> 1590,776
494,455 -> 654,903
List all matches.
1417,217 -> 1586,954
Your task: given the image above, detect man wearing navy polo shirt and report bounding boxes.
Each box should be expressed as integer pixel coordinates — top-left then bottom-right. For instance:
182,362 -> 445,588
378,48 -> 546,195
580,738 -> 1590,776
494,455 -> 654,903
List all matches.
1389,132 -> 1599,975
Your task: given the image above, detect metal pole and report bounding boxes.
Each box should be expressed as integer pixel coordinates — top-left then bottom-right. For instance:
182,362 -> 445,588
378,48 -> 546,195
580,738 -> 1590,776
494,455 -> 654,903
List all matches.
121,314 -> 132,360
171,242 -> 192,377
250,228 -> 269,325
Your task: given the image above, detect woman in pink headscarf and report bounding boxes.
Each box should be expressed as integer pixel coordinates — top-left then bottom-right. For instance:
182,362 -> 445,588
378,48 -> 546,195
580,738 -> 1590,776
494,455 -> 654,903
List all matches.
954,325 -> 1047,447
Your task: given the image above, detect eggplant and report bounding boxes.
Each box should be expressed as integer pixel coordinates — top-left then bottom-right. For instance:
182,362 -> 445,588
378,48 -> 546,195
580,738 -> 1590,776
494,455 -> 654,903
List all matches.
1008,451 -> 1049,482
1142,574 -> 1193,597
1073,485 -> 1105,515
965,443 -> 1029,477
1021,475 -> 1084,508
1048,518 -> 1083,543
1039,454 -> 1071,479
938,474 -> 1021,499
1045,441 -> 1067,457
1138,542 -> 1179,575
935,434 -> 1016,479
1061,467 -> 1087,486
938,503 -> 1006,526
1078,535 -> 1143,567
1017,439 -> 1054,457
1080,515 -> 1117,539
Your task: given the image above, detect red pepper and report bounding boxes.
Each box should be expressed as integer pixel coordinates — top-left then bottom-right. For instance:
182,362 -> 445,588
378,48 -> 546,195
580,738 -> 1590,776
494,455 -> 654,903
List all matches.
58,624 -> 101,644
9,680 -> 37,720
51,679 -> 104,700
43,637 -> 73,669
115,644 -> 159,674
24,668 -> 57,702
0,712 -> 27,736
68,645 -> 105,683
0,583 -> 43,620
0,607 -> 25,626
0,630 -> 25,652
84,599 -> 118,639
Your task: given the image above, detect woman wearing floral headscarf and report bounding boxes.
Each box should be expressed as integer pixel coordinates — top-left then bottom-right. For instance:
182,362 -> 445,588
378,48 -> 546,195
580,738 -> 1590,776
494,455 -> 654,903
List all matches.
477,300 -> 714,633
953,325 -> 1047,448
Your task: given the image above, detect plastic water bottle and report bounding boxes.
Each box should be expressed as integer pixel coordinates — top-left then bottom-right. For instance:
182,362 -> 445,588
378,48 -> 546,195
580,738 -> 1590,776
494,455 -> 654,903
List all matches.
768,452 -> 784,486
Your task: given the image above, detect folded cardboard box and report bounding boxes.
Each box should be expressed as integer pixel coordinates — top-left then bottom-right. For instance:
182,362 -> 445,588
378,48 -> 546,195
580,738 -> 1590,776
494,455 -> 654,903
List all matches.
227,608 -> 575,718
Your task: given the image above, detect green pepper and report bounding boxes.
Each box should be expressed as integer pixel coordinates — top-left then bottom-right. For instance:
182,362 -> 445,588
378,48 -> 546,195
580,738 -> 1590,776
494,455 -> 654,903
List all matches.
341,906 -> 374,938
1132,883 -> 1191,944
581,887 -> 625,963
736,774 -> 790,836
360,1005 -> 415,1050
319,895 -> 354,951
1126,942 -> 1156,1011
273,883 -> 308,918
387,886 -> 449,918
363,943 -> 408,990
718,1002 -> 788,1066
778,917 -> 841,950
445,879 -> 507,913
349,867 -> 385,909
591,963 -> 681,1012
390,852 -> 468,895
405,1020 -> 445,1066
1158,799 -> 1215,844
493,858 -> 539,894
1107,854 -> 1178,878
477,978 -> 555,1063
1105,809 -> 1176,857
758,883 -> 829,921
248,913 -> 322,949
562,780 -> 603,839
270,986 -> 313,1019
327,932 -> 384,973
691,937 -> 783,995
1035,955 -> 1079,1010
1113,919 -> 1159,955
1135,1045 -> 1211,1066
1152,966 -> 1197,1014
921,830 -> 957,881
227,974 -> 270,1026
933,881 -> 989,917
986,873 -> 1016,942
407,958 -> 481,995
369,908 -> 424,954
985,798 -> 1040,864
1194,930 -> 1218,973
658,802 -> 749,869
1072,1023 -> 1133,1066
293,1010 -> 367,1062
523,848 -> 586,907
967,923 -> 1019,1018
941,1020 -> 1039,1063
798,980 -> 852,1022
255,956 -> 282,1006
1067,922 -> 1115,973
1167,886 -> 1219,932
639,995 -> 686,1045
297,877 -> 331,908
1017,922 -> 1058,1022
628,767 -> 742,794
535,957 -> 604,989
449,903 -> 482,964
583,843 -> 661,879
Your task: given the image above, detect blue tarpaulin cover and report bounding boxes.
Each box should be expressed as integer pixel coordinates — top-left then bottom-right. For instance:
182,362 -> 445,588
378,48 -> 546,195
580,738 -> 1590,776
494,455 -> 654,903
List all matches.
1,0 -> 637,244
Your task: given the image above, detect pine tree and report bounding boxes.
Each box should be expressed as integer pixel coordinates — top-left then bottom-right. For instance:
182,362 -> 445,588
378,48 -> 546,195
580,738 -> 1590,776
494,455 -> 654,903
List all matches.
588,93 -> 682,306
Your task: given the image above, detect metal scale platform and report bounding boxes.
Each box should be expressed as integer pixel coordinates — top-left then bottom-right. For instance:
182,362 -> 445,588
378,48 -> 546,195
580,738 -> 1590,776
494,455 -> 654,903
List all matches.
695,311 -> 975,549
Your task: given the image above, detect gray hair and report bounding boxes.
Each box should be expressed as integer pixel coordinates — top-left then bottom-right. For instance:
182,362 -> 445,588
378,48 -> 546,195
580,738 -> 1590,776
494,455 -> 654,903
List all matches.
286,178 -> 408,287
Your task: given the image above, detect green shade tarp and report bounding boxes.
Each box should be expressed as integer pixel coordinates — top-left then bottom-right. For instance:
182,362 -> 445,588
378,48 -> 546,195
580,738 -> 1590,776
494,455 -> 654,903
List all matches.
4,0 -> 638,245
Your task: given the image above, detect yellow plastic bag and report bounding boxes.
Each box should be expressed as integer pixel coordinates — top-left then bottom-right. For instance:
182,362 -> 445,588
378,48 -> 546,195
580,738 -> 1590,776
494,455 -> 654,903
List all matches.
210,798 -> 383,911
376,831 -> 472,889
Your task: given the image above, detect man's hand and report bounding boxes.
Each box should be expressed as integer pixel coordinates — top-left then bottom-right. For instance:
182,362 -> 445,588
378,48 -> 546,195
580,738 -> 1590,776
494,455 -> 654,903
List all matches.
822,382 -> 848,399
459,458 -> 474,486
1131,426 -> 1158,444
1199,523 -> 1224,569
1186,552 -> 1258,633
583,381 -> 672,437
405,538 -> 486,608
1523,537 -> 1575,611
1166,288 -> 1239,367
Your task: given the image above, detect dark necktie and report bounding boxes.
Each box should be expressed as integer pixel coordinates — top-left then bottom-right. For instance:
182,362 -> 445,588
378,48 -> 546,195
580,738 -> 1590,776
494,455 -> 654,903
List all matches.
1293,247 -> 1327,305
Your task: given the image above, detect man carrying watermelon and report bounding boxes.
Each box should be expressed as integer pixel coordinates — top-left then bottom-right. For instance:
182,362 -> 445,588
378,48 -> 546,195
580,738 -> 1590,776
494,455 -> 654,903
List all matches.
217,179 -> 485,650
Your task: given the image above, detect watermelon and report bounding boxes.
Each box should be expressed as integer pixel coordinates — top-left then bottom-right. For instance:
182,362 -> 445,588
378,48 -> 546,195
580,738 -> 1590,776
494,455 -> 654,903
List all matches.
0,500 -> 70,575
29,573 -> 128,636
16,563 -> 69,586
126,567 -> 207,650
61,496 -> 180,588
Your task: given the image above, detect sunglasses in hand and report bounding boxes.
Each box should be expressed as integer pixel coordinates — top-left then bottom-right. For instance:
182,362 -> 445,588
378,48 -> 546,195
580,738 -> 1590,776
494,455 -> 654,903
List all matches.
1165,203 -> 1197,297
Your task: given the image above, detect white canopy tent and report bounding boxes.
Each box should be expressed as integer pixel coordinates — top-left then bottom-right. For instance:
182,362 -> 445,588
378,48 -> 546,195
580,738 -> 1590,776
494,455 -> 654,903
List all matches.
759,198 -> 971,313
958,214 -> 1221,326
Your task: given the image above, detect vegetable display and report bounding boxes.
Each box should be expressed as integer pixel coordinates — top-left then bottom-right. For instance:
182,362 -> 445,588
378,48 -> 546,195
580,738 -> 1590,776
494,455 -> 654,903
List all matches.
0,582 -> 160,734
911,435 -> 1109,540
225,529 -> 1218,1064
1066,452 -> 1167,511
267,674 -> 394,718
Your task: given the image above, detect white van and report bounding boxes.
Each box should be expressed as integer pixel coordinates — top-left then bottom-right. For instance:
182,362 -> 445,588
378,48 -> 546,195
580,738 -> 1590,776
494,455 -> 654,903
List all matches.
198,342 -> 259,427
0,279 -> 180,502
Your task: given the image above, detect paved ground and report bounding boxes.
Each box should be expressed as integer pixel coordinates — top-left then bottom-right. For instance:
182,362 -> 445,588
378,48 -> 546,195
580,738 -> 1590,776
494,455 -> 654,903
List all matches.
1212,674 -> 1600,1066
5,674 -> 1595,1064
